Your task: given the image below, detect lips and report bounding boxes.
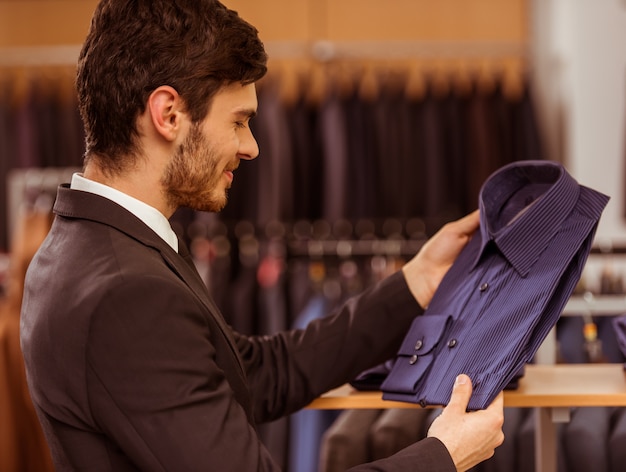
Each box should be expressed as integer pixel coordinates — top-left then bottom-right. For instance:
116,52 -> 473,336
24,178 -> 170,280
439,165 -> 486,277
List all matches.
223,160 -> 239,184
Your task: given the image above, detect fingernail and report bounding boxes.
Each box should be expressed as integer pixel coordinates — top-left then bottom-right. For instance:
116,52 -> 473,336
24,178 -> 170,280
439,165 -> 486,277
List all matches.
455,375 -> 467,386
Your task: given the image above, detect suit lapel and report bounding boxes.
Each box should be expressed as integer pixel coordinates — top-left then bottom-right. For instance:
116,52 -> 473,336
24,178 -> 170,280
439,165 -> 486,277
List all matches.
161,238 -> 246,367
54,186 -> 248,381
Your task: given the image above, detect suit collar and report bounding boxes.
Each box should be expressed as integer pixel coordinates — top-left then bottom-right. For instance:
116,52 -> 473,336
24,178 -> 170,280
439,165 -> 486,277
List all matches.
69,173 -> 179,252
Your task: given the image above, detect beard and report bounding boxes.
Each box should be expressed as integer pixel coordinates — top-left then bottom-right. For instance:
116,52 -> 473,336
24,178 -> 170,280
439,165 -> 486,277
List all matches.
161,122 -> 232,213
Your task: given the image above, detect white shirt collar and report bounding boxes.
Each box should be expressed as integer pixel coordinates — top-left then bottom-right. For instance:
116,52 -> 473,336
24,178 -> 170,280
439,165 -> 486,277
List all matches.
70,173 -> 179,253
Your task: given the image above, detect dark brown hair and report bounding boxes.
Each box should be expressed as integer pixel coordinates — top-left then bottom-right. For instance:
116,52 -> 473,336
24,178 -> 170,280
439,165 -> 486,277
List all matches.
76,0 -> 268,174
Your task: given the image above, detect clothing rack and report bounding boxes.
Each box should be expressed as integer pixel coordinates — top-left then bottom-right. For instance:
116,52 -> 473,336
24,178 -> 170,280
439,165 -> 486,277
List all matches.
178,215 -> 437,260
591,246 -> 626,255
563,294 -> 626,317
265,39 -> 528,62
0,45 -> 82,67
6,167 -> 79,247
0,39 -> 527,67
285,238 -> 424,259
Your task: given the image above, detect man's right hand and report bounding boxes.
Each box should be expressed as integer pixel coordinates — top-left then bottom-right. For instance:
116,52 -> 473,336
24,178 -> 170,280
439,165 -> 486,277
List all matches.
427,374 -> 504,471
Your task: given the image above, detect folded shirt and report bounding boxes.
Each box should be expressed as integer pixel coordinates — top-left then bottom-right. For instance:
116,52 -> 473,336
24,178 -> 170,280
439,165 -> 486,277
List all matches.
380,160 -> 609,410
351,362 -> 525,392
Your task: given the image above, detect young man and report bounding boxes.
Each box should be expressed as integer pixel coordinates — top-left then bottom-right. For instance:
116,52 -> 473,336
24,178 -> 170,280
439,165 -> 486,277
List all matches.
20,1 -> 503,470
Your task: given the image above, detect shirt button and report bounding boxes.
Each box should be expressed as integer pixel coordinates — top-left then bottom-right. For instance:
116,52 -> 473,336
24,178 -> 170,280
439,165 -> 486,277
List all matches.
479,282 -> 489,292
409,354 -> 418,365
448,339 -> 458,348
414,339 -> 423,350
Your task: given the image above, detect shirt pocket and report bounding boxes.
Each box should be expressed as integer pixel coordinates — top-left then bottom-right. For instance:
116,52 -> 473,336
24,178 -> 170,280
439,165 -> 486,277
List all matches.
381,314 -> 452,394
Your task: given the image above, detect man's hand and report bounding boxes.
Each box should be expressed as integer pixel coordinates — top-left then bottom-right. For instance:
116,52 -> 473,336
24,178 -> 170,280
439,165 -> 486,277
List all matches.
402,210 -> 480,308
427,375 -> 505,471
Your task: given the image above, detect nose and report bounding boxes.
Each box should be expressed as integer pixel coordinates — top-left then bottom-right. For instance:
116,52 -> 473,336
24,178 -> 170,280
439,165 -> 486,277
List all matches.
239,127 -> 259,161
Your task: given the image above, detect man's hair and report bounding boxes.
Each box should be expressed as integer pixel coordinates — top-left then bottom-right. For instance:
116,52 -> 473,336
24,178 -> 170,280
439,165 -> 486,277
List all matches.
76,0 -> 268,173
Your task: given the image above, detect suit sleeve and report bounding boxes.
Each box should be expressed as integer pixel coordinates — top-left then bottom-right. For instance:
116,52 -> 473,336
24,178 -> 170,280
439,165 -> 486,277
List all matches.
240,271 -> 425,420
348,438 -> 455,471
86,270 -> 453,471
236,271 -> 456,470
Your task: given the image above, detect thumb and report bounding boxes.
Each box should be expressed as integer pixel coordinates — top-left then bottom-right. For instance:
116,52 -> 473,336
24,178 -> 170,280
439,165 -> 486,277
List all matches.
446,374 -> 473,414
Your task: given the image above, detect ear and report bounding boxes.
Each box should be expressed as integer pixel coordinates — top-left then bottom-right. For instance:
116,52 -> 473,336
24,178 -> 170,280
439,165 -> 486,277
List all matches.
147,85 -> 186,142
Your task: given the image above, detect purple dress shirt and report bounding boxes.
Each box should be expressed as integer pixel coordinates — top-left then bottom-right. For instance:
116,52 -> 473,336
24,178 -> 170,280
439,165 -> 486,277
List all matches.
611,317 -> 626,365
381,160 -> 609,410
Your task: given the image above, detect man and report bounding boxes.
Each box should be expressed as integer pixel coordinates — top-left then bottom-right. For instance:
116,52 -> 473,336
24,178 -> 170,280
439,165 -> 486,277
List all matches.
20,1 -> 504,470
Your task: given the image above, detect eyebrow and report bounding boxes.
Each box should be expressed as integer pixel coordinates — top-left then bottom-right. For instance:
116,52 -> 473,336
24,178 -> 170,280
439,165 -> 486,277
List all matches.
233,108 -> 257,120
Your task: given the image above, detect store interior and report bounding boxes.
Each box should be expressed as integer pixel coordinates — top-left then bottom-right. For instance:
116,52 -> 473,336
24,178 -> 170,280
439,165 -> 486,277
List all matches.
2,1 -> 626,471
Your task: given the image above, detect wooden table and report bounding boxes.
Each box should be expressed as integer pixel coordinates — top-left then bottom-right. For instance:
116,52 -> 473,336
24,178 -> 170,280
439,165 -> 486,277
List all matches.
306,364 -> 626,472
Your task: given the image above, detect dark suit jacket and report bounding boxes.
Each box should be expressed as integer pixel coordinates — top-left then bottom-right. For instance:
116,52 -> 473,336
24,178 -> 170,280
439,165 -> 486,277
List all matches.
20,185 -> 454,471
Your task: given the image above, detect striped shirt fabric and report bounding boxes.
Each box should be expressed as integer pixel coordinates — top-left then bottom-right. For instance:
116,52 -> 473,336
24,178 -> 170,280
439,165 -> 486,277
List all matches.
381,160 -> 610,410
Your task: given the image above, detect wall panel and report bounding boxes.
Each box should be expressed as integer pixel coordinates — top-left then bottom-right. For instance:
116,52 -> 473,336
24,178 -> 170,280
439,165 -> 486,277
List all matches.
0,0 -> 527,48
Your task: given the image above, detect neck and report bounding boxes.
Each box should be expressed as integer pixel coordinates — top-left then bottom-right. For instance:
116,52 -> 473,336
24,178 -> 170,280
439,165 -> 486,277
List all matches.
83,159 -> 175,218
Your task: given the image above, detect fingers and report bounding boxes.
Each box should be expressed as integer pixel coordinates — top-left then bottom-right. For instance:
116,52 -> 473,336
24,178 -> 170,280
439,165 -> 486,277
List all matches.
479,391 -> 505,449
445,374 -> 473,415
451,209 -> 480,236
426,376 -> 504,471
485,392 -> 506,448
401,210 -> 481,309
486,391 -> 504,413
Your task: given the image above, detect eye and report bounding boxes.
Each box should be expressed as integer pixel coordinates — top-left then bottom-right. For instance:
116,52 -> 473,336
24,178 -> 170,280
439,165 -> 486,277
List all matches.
235,121 -> 246,129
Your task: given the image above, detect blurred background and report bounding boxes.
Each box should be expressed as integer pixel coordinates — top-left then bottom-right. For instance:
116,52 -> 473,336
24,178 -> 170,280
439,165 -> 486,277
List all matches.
1,1 -> 626,240
2,1 -> 626,471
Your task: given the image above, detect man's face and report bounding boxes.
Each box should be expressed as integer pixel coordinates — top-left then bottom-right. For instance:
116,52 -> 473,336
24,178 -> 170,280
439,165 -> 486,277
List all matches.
161,82 -> 259,212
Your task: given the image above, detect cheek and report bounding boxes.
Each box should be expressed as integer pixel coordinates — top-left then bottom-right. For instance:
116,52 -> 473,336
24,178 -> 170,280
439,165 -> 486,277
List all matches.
211,137 -> 239,167
221,131 -> 240,153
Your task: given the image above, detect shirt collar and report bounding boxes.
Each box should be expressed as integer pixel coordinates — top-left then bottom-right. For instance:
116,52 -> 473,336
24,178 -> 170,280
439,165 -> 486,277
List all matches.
473,161 -> 580,277
70,173 -> 179,253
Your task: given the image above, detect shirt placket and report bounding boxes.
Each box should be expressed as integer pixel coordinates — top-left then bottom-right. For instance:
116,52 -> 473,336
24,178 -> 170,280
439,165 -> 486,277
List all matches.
417,250 -> 498,405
